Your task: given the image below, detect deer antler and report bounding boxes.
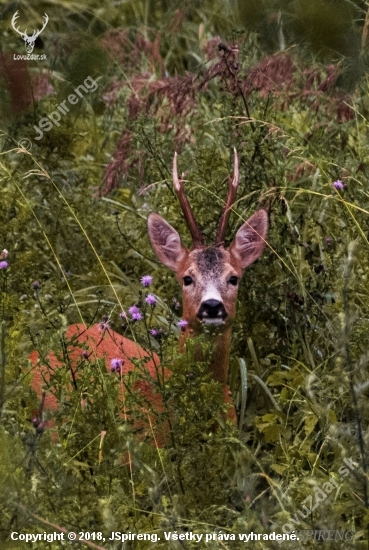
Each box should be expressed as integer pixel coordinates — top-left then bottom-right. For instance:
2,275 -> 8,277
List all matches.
215,148 -> 239,246
11,11 -> 48,40
34,13 -> 48,39
11,11 -> 26,37
173,152 -> 204,247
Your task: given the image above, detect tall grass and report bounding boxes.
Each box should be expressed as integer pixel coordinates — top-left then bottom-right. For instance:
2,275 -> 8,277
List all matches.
0,0 -> 369,548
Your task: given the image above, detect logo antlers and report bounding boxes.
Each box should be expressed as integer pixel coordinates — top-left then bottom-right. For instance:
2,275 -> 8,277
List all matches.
11,11 -> 49,54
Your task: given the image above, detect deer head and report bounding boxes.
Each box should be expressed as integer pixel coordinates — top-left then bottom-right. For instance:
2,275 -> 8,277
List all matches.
11,11 -> 49,54
148,150 -> 268,383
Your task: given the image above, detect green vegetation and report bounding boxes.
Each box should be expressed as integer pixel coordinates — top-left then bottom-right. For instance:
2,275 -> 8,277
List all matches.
1,0 -> 369,548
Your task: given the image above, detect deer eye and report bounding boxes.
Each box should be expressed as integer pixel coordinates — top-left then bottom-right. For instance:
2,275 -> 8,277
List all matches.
183,276 -> 193,286
228,276 -> 238,286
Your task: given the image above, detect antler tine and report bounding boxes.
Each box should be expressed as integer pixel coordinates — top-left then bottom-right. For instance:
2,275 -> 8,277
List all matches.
32,13 -> 49,38
173,152 -> 204,247
40,13 -> 49,32
11,11 -> 24,35
215,148 -> 239,246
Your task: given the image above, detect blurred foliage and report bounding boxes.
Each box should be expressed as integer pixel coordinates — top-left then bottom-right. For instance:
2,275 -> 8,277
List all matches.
0,0 -> 369,548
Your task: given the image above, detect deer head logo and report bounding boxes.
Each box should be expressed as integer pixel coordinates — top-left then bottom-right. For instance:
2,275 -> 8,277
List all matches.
11,11 -> 49,54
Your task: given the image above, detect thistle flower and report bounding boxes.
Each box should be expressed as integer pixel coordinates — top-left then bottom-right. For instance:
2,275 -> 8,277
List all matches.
150,327 -> 163,339
110,357 -> 124,373
141,275 -> 153,287
32,281 -> 41,290
98,319 -> 111,332
0,261 -> 8,270
81,350 -> 89,360
145,293 -> 157,306
119,310 -> 127,320
129,305 -> 140,316
131,311 -> 143,321
333,180 -> 344,190
326,237 -> 332,245
178,319 -> 189,331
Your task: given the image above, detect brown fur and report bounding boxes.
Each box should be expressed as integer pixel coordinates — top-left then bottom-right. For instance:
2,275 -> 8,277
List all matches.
29,324 -> 171,446
148,209 -> 269,387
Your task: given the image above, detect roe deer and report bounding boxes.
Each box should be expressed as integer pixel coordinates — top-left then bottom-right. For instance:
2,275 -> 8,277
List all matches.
29,150 -> 268,444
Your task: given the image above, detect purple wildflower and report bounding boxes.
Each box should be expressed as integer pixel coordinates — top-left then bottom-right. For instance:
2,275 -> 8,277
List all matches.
145,293 -> 157,306
150,327 -> 164,339
32,280 -> 41,290
141,275 -> 153,287
98,320 -> 111,332
128,305 -> 140,316
0,249 -> 8,259
172,298 -> 180,309
325,237 -> 332,245
81,350 -> 89,360
178,319 -> 189,331
110,357 -> 124,373
0,261 -> 8,270
333,180 -> 344,190
119,310 -> 127,320
131,311 -> 143,321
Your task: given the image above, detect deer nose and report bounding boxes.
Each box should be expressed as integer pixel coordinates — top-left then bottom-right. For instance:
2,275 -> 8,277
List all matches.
198,299 -> 227,320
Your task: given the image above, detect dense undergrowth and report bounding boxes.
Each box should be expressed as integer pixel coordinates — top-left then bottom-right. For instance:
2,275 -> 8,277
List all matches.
1,0 -> 369,548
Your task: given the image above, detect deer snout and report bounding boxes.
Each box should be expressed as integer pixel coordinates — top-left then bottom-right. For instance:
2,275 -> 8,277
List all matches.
197,299 -> 227,325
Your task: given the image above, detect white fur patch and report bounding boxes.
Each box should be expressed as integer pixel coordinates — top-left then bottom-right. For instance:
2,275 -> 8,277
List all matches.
201,284 -> 222,304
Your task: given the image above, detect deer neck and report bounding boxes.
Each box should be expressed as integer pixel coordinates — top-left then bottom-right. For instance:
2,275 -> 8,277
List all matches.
180,325 -> 231,385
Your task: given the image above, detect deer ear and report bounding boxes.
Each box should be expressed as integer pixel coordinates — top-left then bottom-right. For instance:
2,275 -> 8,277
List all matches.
228,209 -> 268,269
148,213 -> 188,271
